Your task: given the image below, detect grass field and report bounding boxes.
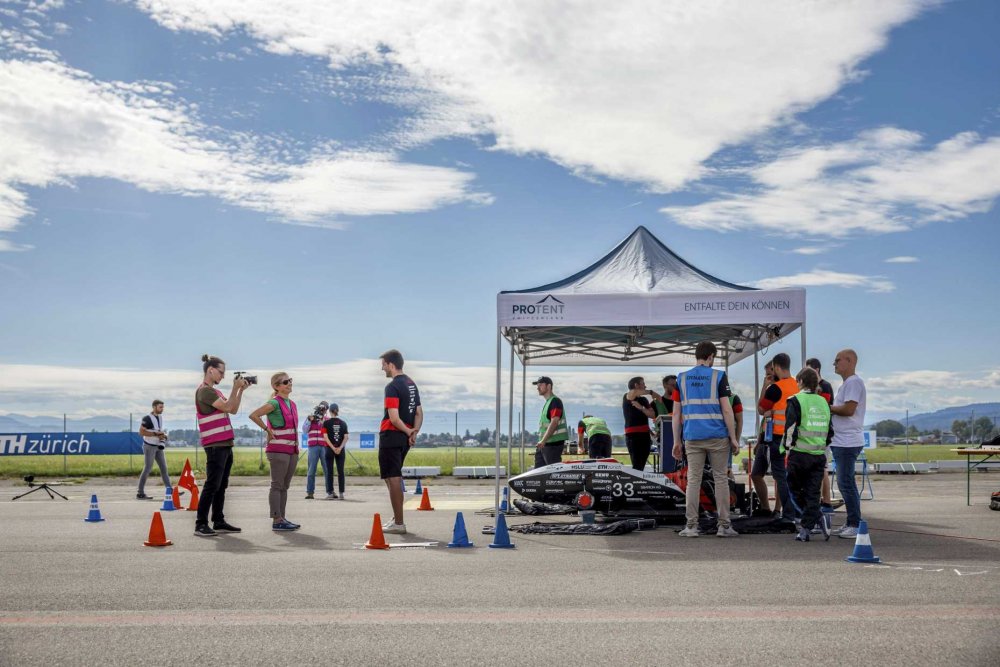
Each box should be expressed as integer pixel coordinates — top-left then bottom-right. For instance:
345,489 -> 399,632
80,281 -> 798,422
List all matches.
0,443 -> 978,479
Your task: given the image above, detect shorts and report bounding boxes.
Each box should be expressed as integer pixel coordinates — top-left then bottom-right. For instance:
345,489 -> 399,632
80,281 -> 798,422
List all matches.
378,431 -> 409,479
751,439 -> 780,477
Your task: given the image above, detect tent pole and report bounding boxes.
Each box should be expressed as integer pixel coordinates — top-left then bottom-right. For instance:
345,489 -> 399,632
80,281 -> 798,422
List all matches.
494,327 -> 502,511
800,320 -> 807,369
507,339 -> 515,478
752,325 -> 761,507
521,359 -> 527,473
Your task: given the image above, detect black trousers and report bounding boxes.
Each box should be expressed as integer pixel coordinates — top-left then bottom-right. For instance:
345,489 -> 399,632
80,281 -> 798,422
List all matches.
787,449 -> 825,530
588,434 -> 612,459
534,442 -> 565,468
626,432 -> 652,471
197,445 -> 233,525
324,447 -> 346,494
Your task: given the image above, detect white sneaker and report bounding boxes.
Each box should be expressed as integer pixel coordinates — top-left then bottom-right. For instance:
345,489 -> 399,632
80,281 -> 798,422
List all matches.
678,526 -> 701,537
382,521 -> 407,535
716,525 -> 739,538
837,525 -> 859,539
323,494 -> 337,500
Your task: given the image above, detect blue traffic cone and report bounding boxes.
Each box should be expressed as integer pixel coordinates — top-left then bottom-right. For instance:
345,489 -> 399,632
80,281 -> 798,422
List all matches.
160,486 -> 176,512
413,479 -> 422,496
488,512 -> 515,549
400,478 -> 407,494
84,494 -> 105,522
499,486 -> 510,513
447,512 -> 474,548
845,520 -> 881,563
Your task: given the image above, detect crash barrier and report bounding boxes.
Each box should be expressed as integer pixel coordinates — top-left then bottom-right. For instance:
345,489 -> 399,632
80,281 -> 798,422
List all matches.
0,432 -> 143,456
453,466 -> 506,478
400,466 -> 441,478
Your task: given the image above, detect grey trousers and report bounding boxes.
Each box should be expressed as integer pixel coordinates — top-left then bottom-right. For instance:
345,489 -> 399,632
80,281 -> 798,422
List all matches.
267,452 -> 298,519
138,443 -> 170,495
684,437 -> 732,529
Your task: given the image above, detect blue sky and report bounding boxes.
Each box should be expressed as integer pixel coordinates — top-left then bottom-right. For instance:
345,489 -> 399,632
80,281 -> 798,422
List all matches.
1,0 -> 998,433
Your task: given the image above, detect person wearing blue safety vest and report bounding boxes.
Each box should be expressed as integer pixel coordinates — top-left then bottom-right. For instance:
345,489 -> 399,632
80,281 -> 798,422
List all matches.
671,341 -> 741,538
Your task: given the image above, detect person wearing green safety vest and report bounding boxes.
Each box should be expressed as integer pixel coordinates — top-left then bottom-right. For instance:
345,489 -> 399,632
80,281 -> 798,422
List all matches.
578,415 -> 613,458
782,367 -> 833,542
533,376 -> 568,468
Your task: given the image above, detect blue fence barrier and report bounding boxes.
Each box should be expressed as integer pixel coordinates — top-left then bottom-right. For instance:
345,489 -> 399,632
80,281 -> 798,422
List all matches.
0,432 -> 143,456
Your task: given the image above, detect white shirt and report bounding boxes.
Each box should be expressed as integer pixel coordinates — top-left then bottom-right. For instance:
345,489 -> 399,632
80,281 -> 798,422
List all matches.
831,374 -> 866,448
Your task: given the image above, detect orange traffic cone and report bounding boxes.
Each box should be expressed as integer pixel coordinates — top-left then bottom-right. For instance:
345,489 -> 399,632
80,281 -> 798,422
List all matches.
172,486 -> 182,509
417,486 -> 434,511
365,513 -> 390,550
143,511 -> 173,547
186,485 -> 200,512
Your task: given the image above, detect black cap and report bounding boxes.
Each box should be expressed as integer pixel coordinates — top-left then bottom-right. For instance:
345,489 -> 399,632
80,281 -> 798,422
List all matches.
329,403 -> 339,412
532,376 -> 553,386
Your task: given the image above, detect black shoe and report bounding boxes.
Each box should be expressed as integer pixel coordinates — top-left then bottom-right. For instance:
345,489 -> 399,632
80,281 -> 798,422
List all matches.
213,521 -> 242,533
194,524 -> 217,537
283,519 -> 301,529
136,493 -> 153,500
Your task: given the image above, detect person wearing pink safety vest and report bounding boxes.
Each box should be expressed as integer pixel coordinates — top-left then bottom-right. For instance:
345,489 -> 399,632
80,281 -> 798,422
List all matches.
194,354 -> 249,537
250,372 -> 301,531
303,401 -> 331,500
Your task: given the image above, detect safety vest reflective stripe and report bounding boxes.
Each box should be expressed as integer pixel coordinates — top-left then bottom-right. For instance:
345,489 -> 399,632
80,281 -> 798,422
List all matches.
678,366 -> 728,441
266,398 -> 299,454
788,392 -> 830,455
198,413 -> 229,425
797,429 -> 828,438
682,398 -> 720,406
771,377 -> 799,435
201,425 -> 234,438
681,414 -> 724,420
307,424 -> 325,446
196,384 -> 234,447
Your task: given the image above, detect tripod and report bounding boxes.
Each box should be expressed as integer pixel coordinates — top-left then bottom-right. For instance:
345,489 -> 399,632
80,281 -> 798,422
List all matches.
12,476 -> 68,501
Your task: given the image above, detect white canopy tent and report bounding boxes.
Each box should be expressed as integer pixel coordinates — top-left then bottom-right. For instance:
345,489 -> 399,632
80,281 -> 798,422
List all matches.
492,226 -> 807,508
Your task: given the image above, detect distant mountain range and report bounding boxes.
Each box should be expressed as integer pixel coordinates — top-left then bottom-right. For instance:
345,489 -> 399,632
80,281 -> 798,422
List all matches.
883,403 -> 1000,433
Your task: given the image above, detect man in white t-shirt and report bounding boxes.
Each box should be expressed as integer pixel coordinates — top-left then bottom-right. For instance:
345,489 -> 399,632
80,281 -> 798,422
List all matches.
829,349 -> 866,538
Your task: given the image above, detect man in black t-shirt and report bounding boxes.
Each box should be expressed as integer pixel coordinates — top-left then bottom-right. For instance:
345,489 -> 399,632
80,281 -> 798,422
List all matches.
379,349 -> 422,535
622,376 -> 659,470
322,403 -> 349,500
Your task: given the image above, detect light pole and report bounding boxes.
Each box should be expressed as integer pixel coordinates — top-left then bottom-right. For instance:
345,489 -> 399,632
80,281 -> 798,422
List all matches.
905,408 -> 910,462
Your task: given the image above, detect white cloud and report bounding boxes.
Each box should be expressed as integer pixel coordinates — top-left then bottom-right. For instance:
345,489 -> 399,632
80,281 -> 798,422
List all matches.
752,269 -> 895,293
884,256 -> 919,263
0,238 -> 32,251
130,0 -> 926,191
0,55 -> 488,235
791,246 -> 829,256
662,128 -> 1000,237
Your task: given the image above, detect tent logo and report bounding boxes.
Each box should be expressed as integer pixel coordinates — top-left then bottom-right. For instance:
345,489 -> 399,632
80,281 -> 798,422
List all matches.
511,294 -> 565,319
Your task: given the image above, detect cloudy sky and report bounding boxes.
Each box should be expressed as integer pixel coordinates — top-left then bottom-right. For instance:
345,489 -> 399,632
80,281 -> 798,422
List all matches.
1,0 -> 998,433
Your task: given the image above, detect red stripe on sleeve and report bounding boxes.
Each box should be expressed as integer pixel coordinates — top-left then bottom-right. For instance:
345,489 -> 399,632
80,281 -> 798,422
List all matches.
733,403 -> 743,414
384,397 -> 400,409
759,398 -> 775,411
820,392 -> 832,405
549,408 -> 562,418
670,390 -> 680,402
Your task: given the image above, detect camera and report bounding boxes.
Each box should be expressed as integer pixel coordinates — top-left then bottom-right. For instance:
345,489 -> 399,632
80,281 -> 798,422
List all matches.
312,401 -> 329,420
234,371 -> 258,385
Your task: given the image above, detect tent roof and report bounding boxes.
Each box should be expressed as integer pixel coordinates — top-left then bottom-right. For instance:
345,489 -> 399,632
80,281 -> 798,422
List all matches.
497,226 -> 805,367
502,225 -> 752,295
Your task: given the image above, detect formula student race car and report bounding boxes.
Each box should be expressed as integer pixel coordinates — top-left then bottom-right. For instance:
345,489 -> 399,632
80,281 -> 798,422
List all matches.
508,458 -> 747,523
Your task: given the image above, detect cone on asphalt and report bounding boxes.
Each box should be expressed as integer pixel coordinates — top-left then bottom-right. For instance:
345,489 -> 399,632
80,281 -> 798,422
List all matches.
447,512 -> 474,548
488,512 -> 515,549
365,513 -> 390,550
172,485 -> 182,509
143,511 -> 173,547
417,487 -> 434,511
499,486 -> 510,513
845,520 -> 881,563
83,494 -> 105,522
186,485 -> 200,512
160,486 -> 176,512
413,479 -> 423,495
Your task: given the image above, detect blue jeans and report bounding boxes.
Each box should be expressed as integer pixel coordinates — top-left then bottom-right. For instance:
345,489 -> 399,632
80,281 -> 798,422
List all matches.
305,446 -> 331,495
832,446 -> 863,527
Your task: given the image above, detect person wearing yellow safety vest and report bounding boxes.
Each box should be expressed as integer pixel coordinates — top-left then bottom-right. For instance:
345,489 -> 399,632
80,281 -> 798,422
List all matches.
533,376 -> 568,468
671,341 -> 741,538
782,367 -> 833,542
577,415 -> 613,458
754,352 -> 798,526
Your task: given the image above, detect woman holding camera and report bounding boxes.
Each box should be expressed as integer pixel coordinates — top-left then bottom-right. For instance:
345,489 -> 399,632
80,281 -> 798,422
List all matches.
249,372 -> 301,531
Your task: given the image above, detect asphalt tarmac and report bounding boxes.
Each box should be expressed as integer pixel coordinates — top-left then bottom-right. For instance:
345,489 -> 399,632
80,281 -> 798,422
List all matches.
1,472 -> 998,666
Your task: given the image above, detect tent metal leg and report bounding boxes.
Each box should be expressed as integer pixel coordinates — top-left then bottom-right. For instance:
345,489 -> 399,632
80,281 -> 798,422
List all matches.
800,320 -> 807,368
507,341 -> 514,478
521,362 -> 526,473
494,328 -> 502,511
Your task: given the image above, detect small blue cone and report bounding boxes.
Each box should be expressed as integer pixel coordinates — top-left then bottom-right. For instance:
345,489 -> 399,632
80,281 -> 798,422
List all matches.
160,486 -> 176,512
845,520 -> 881,563
488,512 -> 515,549
400,478 -> 407,494
447,512 -> 474,548
499,486 -> 510,513
413,479 -> 422,496
84,494 -> 105,522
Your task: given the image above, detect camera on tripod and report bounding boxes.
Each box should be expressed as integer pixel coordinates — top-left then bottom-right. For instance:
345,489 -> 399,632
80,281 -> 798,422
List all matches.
234,371 -> 258,385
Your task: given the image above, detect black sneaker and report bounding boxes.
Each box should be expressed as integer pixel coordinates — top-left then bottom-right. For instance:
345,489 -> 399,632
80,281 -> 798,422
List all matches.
194,524 -> 217,537
136,493 -> 153,500
213,521 -> 242,533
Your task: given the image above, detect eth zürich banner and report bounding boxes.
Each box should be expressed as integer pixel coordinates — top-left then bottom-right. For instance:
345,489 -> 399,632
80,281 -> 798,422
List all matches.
0,433 -> 143,456
497,289 -> 806,327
